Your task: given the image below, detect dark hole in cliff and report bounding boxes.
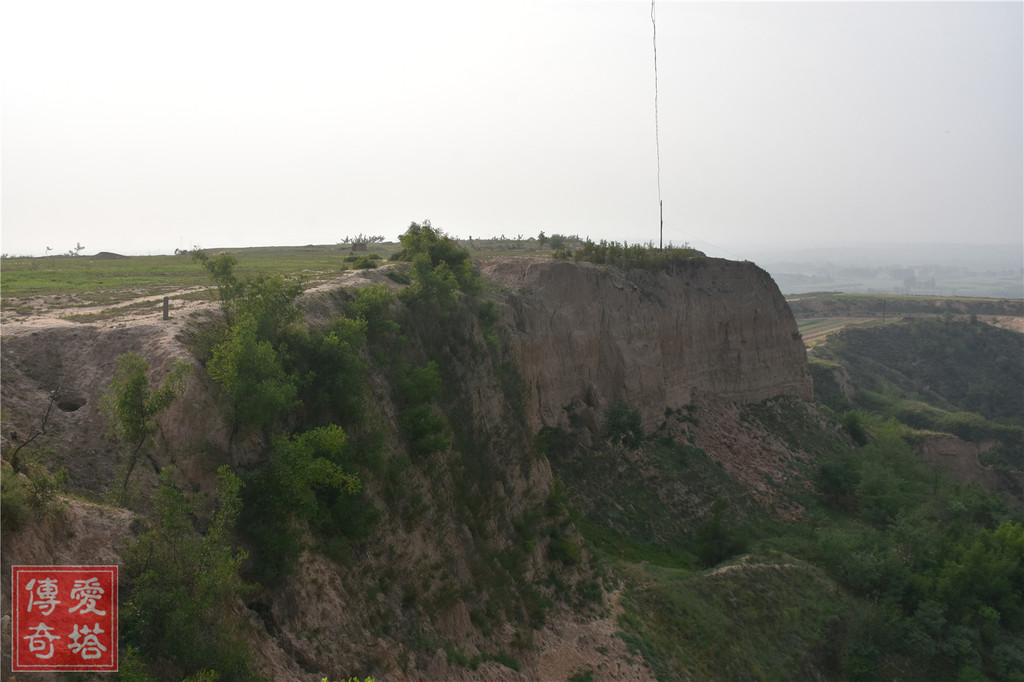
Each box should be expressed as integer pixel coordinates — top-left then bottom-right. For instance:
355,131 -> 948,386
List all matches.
56,395 -> 86,412
247,601 -> 276,636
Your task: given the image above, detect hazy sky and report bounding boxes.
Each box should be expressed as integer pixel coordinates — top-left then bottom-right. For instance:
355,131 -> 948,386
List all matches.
2,0 -> 1022,258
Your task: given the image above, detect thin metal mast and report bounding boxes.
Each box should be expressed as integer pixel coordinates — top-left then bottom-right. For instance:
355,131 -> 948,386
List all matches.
652,0 -> 663,249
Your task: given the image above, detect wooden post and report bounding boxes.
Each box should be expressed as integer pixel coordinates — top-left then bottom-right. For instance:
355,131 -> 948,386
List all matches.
162,296 -> 170,320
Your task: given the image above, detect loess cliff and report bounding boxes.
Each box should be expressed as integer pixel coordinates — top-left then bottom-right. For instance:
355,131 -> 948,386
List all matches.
486,258 -> 812,433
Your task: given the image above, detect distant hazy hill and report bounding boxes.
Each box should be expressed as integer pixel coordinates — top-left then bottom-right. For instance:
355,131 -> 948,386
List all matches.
746,242 -> 1024,297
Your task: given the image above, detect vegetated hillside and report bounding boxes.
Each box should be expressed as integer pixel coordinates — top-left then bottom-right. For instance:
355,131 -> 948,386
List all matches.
2,227 -> 1022,682
810,317 -> 1024,475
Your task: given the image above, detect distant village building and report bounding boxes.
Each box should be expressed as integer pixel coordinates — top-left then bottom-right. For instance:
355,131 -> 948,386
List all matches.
351,242 -> 367,252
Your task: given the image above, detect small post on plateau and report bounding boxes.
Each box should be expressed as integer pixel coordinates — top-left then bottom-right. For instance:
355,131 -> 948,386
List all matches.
660,200 -> 664,250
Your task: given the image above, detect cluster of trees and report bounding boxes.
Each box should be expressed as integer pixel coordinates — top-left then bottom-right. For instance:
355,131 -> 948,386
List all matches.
390,220 -> 482,308
102,222 -> 489,679
98,347 -> 257,680
188,250 -> 384,581
803,316 -> 1024,679
812,421 -> 1023,680
534,231 -> 576,248
826,316 -> 1023,422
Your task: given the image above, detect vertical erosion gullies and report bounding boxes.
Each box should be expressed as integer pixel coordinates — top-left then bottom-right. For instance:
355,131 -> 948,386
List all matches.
483,258 -> 812,432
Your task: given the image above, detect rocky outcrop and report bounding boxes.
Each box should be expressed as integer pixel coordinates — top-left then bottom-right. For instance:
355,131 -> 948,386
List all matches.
484,258 -> 812,432
914,434 -> 1024,513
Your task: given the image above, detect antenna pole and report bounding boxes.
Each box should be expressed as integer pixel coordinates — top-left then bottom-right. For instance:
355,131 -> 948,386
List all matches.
652,0 -> 663,248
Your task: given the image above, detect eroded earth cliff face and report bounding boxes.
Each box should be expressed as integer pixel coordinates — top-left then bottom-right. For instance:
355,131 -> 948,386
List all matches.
1,257 -> 814,681
485,258 -> 812,433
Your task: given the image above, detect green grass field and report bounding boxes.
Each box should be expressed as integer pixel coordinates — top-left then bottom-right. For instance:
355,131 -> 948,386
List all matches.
0,245 -> 397,312
0,247 -> 348,297
0,239 -> 562,314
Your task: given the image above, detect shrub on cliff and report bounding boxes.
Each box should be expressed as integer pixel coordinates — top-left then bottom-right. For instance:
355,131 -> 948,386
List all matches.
293,316 -> 369,426
240,425 -> 368,584
603,401 -> 645,448
394,361 -> 450,457
192,249 -> 304,346
692,498 -> 748,568
122,466 -> 255,681
0,459 -> 68,534
102,352 -> 192,503
207,313 -> 299,436
348,283 -> 399,340
569,238 -> 700,271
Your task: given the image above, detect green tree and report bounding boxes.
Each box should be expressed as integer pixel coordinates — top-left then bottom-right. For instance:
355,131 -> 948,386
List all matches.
234,274 -> 304,347
192,250 -> 303,343
694,498 -> 746,568
241,425 -> 366,583
297,317 -> 368,425
207,313 -> 299,437
927,521 -> 1024,632
816,455 -> 861,505
101,352 -> 192,502
403,253 -> 460,309
842,410 -> 870,446
393,220 -> 481,304
122,466 -> 255,681
394,362 -> 450,457
348,283 -> 399,340
192,251 -> 242,324
268,425 -> 362,518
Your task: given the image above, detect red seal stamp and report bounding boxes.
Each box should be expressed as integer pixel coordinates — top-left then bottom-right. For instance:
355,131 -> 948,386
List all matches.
12,565 -> 118,671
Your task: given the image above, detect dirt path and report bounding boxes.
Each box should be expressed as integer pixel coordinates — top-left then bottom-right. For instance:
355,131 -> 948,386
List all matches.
989,315 -> 1024,334
0,288 -> 218,338
0,270 -> 375,338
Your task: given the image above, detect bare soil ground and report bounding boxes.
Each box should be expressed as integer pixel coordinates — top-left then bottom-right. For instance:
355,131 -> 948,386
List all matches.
1,288 -> 214,335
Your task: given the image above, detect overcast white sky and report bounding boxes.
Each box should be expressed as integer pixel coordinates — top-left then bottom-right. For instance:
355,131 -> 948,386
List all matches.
2,0 -> 1022,258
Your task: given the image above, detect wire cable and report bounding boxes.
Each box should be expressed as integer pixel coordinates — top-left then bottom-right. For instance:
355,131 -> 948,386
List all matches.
662,220 -> 749,262
651,0 -> 664,248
